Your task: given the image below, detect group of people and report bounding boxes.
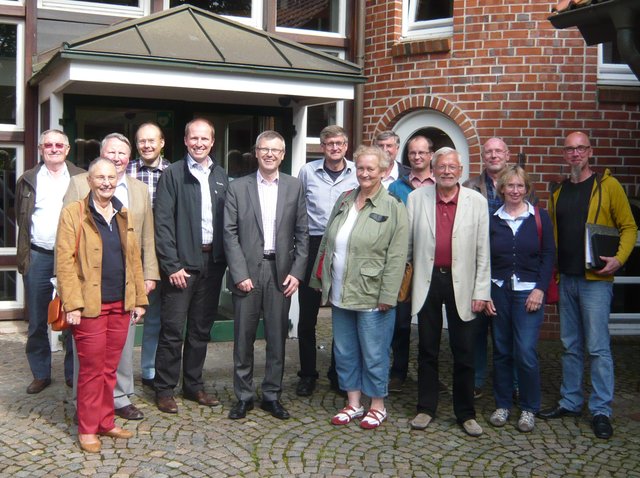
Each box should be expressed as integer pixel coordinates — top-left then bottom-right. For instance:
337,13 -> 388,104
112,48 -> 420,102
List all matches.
17,121 -> 636,451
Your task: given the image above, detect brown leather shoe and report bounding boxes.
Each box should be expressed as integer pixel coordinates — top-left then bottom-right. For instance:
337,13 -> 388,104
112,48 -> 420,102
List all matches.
114,403 -> 144,420
26,378 -> 51,394
183,390 -> 220,407
78,434 -> 101,453
156,395 -> 178,414
100,427 -> 133,439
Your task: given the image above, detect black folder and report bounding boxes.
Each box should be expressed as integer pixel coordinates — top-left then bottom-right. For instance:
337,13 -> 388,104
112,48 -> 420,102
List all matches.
586,223 -> 619,269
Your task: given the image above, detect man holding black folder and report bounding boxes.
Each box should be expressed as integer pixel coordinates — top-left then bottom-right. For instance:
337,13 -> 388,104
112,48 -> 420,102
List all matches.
538,132 -> 637,440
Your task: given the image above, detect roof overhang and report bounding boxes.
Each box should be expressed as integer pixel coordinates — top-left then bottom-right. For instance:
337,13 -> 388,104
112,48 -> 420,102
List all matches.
30,4 -> 365,107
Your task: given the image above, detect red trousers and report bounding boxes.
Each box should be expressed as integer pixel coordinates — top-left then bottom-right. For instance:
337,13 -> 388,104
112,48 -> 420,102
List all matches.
72,301 -> 129,434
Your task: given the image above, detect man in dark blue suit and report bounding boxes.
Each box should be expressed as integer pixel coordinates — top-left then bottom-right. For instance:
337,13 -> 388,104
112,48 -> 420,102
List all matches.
224,130 -> 309,420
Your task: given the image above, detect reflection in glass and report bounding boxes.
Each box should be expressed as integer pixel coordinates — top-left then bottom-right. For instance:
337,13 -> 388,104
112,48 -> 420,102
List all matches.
170,0 -> 252,18
307,103 -> 336,137
0,147 -> 16,248
0,271 -> 16,301
0,24 -> 17,125
277,0 -> 339,33
415,0 -> 452,21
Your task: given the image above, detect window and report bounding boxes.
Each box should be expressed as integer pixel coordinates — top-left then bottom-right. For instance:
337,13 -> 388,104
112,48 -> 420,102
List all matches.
38,0 -> 149,17
276,0 -> 346,37
598,41 -> 639,86
0,21 -> 23,130
402,0 -> 453,39
166,0 -> 262,28
0,144 -> 22,307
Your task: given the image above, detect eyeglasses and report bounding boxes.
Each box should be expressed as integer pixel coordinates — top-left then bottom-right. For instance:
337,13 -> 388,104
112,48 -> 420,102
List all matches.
435,164 -> 461,172
256,147 -> 284,155
483,149 -> 507,156
322,141 -> 347,148
41,142 -> 68,150
408,151 -> 432,157
564,145 -> 590,154
90,175 -> 117,184
137,139 -> 157,146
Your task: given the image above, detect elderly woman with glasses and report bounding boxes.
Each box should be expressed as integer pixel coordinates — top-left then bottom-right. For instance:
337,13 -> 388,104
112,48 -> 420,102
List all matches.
485,165 -> 555,433
311,145 -> 408,429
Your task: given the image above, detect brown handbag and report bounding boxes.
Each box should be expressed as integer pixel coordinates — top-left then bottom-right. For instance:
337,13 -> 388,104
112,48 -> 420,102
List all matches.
397,262 -> 413,303
47,201 -> 84,331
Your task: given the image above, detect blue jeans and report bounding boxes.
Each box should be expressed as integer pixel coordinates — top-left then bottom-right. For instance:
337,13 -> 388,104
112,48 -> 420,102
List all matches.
332,306 -> 395,398
140,287 -> 162,380
558,274 -> 614,417
24,249 -> 73,381
491,283 -> 544,412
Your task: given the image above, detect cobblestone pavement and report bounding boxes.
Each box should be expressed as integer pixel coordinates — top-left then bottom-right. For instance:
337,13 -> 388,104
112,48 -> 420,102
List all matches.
1,311 -> 639,478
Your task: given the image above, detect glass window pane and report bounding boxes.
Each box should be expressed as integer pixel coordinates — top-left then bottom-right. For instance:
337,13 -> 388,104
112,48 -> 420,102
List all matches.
0,271 -> 17,301
0,147 -> 16,248
170,0 -> 252,18
0,24 -> 17,125
415,0 -> 452,21
307,103 -> 336,137
277,0 -> 339,33
66,0 -> 139,5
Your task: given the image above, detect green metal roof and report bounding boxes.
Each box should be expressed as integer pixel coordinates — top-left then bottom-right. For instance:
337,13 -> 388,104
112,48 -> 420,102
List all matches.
31,4 -> 364,85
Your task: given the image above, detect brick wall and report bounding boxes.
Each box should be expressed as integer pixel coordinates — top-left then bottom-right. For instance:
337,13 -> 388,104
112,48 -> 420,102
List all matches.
362,0 -> 640,338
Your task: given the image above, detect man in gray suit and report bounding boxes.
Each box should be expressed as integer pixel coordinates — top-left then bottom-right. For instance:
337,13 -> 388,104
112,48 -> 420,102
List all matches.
406,147 -> 491,437
64,133 -> 158,421
223,130 -> 309,420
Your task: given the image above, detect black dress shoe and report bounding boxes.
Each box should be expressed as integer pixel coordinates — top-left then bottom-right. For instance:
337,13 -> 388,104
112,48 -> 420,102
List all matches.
228,400 -> 254,419
592,414 -> 613,439
296,377 -> 316,397
141,378 -> 155,389
27,378 -> 51,394
537,405 -> 581,419
260,400 -> 290,420
115,403 -> 145,420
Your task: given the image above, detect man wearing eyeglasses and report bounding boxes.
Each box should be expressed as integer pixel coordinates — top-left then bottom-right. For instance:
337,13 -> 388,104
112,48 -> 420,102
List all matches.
295,125 -> 358,397
463,137 -> 537,400
375,130 -> 410,189
538,131 -> 637,440
386,135 -> 435,392
224,131 -> 308,420
17,129 -> 85,394
407,147 -> 491,437
126,123 -> 170,390
64,132 -> 158,421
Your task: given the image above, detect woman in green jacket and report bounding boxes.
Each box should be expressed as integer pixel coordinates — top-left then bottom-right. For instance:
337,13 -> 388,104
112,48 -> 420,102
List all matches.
311,145 -> 408,429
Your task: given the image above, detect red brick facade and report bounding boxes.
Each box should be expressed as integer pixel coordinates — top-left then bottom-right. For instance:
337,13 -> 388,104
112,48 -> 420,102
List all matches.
361,1 -> 640,338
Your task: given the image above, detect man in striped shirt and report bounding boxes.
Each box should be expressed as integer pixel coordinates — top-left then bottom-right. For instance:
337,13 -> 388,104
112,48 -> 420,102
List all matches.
126,122 -> 170,389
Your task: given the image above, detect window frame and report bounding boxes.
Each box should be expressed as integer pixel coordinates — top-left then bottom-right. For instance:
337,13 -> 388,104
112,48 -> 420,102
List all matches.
275,0 -> 347,39
38,0 -> 149,18
597,44 -> 640,86
0,19 -> 24,132
162,0 -> 263,29
402,0 -> 453,40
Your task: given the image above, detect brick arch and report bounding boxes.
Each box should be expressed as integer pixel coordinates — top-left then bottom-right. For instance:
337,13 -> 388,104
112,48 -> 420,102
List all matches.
370,94 -> 481,154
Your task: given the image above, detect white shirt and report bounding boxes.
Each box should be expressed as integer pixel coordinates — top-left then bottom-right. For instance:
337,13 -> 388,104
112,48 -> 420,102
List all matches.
257,170 -> 278,253
115,175 -> 129,208
187,155 -> 214,245
492,202 -> 537,291
31,164 -> 71,250
330,204 -> 359,306
382,161 -> 400,189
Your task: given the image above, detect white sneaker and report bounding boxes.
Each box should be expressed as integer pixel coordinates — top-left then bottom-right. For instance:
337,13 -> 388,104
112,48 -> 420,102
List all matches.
517,411 -> 535,433
489,408 -> 510,427
462,419 -> 483,437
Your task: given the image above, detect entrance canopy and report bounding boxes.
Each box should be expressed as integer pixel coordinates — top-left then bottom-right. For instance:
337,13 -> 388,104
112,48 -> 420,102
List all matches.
30,4 -> 364,108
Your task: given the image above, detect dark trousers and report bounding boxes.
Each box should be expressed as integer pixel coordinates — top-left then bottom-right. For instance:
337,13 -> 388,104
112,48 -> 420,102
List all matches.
24,248 -> 73,381
154,254 -> 225,398
297,235 -> 323,379
232,259 -> 289,402
390,300 -> 412,380
416,268 -> 476,423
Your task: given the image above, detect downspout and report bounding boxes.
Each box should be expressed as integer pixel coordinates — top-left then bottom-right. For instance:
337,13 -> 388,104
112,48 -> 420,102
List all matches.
353,0 -> 366,146
610,6 -> 640,81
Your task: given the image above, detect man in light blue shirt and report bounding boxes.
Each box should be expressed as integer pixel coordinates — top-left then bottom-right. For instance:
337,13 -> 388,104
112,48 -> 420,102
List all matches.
295,125 -> 358,397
